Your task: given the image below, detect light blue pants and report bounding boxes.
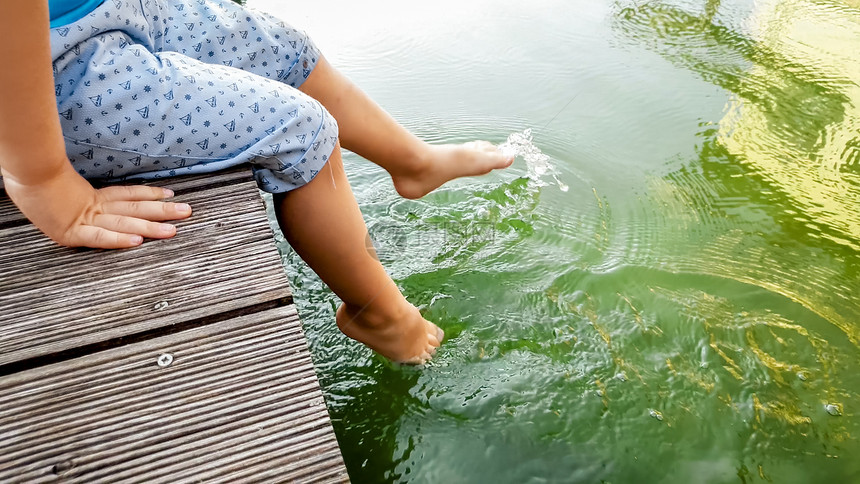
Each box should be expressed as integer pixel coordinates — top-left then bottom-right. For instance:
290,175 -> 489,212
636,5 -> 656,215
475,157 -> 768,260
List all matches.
50,0 -> 338,193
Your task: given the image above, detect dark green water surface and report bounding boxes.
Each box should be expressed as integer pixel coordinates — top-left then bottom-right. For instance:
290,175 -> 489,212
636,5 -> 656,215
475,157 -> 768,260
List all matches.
256,0 -> 860,481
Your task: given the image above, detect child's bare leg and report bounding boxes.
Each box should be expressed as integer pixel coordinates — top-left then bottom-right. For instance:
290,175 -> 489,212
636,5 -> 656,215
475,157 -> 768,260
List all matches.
299,57 -> 513,199
275,143 -> 443,364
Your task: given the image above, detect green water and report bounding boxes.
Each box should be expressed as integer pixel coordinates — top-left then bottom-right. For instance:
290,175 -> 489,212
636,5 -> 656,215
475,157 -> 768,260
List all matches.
256,0 -> 860,481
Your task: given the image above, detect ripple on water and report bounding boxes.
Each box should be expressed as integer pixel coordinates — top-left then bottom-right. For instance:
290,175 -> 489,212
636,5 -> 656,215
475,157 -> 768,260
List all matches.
258,0 -> 860,480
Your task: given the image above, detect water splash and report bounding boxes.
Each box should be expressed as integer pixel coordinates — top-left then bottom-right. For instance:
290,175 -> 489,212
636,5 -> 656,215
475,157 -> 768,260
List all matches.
499,129 -> 569,192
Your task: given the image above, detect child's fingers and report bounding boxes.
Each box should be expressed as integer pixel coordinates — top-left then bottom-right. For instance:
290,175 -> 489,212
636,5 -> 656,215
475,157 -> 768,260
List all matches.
93,213 -> 178,239
68,225 -> 144,249
101,200 -> 192,221
99,185 -> 174,202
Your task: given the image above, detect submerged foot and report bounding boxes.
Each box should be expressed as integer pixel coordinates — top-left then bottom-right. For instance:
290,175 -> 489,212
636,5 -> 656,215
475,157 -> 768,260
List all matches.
336,302 -> 444,365
391,141 -> 514,199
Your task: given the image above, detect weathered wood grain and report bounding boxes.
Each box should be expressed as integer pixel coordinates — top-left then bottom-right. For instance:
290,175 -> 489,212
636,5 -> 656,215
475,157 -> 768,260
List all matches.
0,174 -> 291,369
0,305 -> 349,483
1,168 -> 350,482
0,170 -> 254,227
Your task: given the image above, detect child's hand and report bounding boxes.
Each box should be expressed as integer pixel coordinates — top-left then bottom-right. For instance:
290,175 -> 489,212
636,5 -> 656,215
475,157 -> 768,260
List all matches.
4,162 -> 192,249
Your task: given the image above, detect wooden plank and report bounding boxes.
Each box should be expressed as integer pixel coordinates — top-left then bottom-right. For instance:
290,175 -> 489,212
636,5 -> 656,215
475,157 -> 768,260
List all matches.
0,199 -> 24,226
0,171 -> 291,369
0,305 -> 349,483
0,169 -> 254,227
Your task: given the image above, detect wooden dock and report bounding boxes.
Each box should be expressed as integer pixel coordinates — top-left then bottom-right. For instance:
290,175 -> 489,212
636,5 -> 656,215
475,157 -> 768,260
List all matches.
0,168 -> 349,482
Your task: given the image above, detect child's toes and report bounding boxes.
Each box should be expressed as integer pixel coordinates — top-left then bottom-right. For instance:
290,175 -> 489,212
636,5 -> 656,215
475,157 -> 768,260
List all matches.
426,324 -> 444,347
402,351 -> 432,365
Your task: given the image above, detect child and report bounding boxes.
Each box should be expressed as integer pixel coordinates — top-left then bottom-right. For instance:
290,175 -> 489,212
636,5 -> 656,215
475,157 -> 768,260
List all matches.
0,0 -> 512,364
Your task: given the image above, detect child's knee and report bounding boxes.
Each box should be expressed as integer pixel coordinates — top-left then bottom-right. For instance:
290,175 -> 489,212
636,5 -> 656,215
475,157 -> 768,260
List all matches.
250,95 -> 339,194
286,95 -> 339,160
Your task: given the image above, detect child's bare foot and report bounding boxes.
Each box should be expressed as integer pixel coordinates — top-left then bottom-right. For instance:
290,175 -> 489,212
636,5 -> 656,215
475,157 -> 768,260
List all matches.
390,141 -> 514,199
336,302 -> 444,364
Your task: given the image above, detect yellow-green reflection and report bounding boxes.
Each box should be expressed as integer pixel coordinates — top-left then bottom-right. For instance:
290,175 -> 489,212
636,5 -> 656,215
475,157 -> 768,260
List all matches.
718,0 -> 860,250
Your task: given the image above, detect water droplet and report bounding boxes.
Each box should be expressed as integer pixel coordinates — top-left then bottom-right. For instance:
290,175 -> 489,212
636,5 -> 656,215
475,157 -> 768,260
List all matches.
824,404 -> 842,416
648,409 -> 664,421
797,372 -> 808,381
615,372 -> 627,382
153,300 -> 169,311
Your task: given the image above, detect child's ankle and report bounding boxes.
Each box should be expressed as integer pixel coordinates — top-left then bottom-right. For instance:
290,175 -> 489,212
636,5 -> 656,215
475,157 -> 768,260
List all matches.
393,140 -> 431,177
339,300 -> 415,329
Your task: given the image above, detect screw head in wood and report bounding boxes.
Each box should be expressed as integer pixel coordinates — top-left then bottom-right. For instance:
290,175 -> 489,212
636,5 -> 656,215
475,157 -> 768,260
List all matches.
157,353 -> 174,367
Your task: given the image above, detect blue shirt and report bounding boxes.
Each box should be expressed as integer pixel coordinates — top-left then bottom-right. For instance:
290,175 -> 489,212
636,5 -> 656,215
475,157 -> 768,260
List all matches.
49,0 -> 105,28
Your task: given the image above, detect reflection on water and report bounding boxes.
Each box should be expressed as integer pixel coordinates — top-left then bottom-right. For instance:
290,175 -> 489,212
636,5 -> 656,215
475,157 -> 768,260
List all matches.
614,0 -> 860,250
256,0 -> 859,481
